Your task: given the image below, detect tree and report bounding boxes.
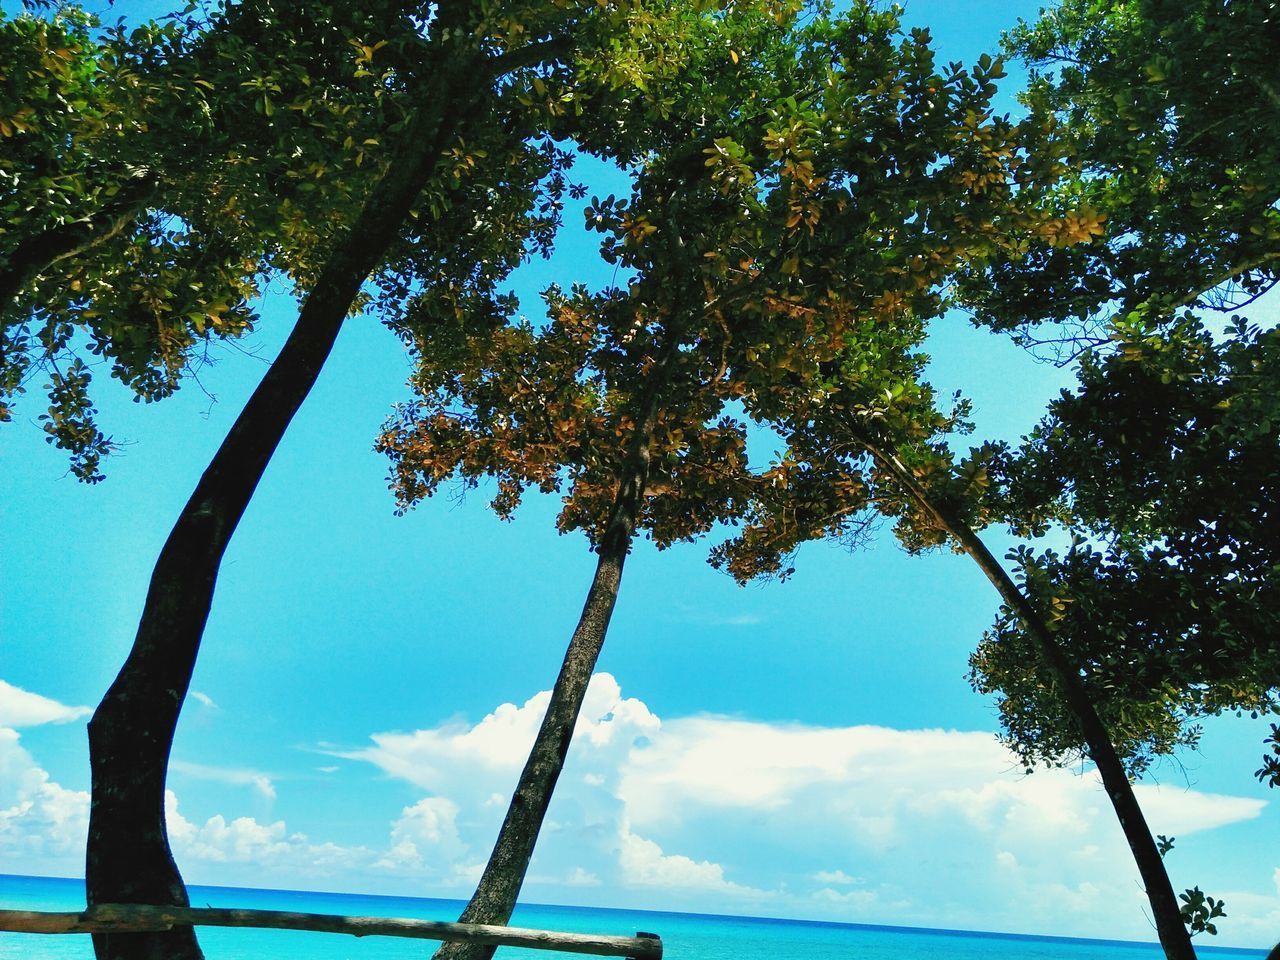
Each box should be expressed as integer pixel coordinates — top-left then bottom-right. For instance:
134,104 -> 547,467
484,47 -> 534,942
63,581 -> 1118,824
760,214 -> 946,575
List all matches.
960,0 -> 1280,791
720,2 -> 1280,955
958,0 -> 1280,359
960,0 -> 1280,942
20,1 -> 618,957
379,4 -> 1065,955
1,6 -> 261,479
2,0 -> 477,479
716,342 -> 1206,957
971,316 -> 1280,779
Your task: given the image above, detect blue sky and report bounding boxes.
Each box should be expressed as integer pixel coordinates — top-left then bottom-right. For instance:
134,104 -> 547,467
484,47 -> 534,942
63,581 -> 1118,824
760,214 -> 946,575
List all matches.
2,0 -> 1278,949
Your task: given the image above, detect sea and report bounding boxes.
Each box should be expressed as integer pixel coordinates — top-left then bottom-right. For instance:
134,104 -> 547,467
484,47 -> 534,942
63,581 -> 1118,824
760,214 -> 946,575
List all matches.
0,875 -> 1269,960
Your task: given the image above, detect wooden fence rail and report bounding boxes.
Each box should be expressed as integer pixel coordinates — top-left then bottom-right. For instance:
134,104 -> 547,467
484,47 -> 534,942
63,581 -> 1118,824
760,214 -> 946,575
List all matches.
0,905 -> 663,959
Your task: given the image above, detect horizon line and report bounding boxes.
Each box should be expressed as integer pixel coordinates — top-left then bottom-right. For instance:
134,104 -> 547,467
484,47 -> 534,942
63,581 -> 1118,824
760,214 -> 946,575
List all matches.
1,872 -> 1267,956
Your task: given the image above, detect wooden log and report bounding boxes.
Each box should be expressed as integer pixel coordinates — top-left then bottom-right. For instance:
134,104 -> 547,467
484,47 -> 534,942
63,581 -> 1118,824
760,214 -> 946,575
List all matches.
0,905 -> 663,959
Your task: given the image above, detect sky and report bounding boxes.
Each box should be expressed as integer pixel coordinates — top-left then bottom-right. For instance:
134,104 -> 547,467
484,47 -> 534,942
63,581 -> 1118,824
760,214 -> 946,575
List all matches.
2,0 -> 1279,951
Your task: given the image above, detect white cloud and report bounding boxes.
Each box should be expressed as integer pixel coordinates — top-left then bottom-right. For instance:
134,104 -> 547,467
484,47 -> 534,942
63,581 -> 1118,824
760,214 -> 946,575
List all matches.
343,674 -> 659,793
616,819 -> 764,897
172,761 -> 277,802
812,886 -> 884,910
0,728 -> 90,872
813,869 -> 862,885
165,792 -> 370,876
190,691 -> 219,710
0,680 -> 93,879
565,866 -> 601,887
0,679 -> 373,887
376,797 -> 466,871
3,673 -> 1276,947
347,674 -> 1274,941
0,680 -> 90,727
1132,782 -> 1265,835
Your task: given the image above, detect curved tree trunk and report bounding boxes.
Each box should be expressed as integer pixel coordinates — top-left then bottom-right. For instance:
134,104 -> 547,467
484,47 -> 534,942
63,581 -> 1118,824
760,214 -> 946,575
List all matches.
84,53 -> 481,960
433,367 -> 669,960
865,442 -> 1196,960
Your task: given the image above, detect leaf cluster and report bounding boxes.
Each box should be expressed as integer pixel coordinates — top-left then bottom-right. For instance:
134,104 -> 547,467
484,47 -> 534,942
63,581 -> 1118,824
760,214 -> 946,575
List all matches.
1,0 -> 607,479
381,2 -> 1086,577
971,316 -> 1280,774
957,0 -> 1280,354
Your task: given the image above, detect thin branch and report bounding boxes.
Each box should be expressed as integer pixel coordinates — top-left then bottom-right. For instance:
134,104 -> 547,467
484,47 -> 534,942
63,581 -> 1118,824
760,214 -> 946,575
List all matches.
487,35 -> 573,78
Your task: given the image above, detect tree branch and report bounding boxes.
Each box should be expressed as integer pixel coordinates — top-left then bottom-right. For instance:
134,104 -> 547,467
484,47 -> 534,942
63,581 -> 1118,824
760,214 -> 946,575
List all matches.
0,906 -> 662,959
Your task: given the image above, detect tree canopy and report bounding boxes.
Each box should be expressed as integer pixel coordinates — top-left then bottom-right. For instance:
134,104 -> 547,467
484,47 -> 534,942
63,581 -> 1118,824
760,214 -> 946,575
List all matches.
958,0 -> 1280,781
0,0 -> 573,480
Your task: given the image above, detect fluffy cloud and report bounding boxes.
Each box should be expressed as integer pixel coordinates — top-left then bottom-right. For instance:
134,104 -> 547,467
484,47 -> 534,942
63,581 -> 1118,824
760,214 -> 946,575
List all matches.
3,674 -> 1275,947
0,728 -> 90,873
165,792 -> 370,877
813,869 -> 862,885
0,679 -> 372,887
0,680 -> 90,728
376,797 -> 466,873
349,673 -> 1275,941
616,818 -> 766,898
343,673 -> 659,792
0,685 -> 93,876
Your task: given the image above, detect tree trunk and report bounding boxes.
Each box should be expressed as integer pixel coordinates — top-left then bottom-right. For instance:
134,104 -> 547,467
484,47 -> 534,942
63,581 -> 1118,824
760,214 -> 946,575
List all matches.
865,442 -> 1196,960
84,51 -> 481,960
433,368 -> 668,960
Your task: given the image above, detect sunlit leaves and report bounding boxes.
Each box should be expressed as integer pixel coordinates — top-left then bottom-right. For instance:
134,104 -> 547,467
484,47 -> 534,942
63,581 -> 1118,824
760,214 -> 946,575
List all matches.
2,0 -> 609,479
959,0 -> 1280,349
384,1 -> 1077,587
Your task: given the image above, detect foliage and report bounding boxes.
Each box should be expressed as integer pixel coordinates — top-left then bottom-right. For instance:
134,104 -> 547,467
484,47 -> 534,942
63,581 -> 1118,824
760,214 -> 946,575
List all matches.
1257,724 -> 1280,788
972,317 -> 1280,775
1,0 -> 580,480
381,0 -> 806,543
958,0 -> 1280,354
957,0 -> 1280,783
1179,886 -> 1227,937
381,2 -> 1071,574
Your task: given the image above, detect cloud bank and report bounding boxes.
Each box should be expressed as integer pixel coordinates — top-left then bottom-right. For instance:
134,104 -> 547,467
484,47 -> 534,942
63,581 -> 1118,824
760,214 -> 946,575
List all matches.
2,675 -> 1274,945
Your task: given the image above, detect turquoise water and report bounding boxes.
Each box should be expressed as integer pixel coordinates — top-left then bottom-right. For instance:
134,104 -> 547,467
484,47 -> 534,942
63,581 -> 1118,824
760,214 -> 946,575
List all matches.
0,875 -> 1267,960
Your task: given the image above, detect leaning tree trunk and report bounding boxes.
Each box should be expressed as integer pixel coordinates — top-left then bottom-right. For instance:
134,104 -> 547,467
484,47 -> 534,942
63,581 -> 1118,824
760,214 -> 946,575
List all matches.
84,52 -> 481,960
433,372 -> 669,960
865,442 -> 1196,960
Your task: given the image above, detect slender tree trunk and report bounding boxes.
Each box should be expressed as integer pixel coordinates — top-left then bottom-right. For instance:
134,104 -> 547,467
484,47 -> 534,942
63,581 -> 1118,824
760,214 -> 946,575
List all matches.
84,51 -> 481,960
433,368 -> 669,960
865,442 -> 1196,960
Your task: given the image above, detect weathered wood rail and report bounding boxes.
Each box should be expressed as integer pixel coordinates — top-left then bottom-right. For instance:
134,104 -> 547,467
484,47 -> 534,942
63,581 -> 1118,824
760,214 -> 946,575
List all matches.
0,905 -> 663,959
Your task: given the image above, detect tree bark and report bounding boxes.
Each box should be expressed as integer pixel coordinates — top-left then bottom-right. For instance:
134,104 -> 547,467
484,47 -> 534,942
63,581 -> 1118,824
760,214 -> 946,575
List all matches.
433,364 -> 670,960
84,47 -> 482,960
864,441 -> 1196,960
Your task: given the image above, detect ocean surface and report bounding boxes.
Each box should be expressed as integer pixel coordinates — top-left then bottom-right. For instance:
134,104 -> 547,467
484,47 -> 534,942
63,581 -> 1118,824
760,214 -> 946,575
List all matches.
0,875 -> 1268,960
